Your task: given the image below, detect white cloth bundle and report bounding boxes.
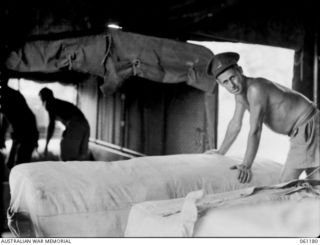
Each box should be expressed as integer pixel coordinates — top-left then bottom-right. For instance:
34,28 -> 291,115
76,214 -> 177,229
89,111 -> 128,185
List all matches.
125,179 -> 320,237
8,154 -> 282,237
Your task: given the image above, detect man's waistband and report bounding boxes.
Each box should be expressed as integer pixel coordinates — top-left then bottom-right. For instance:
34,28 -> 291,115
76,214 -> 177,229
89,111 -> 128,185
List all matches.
288,106 -> 318,137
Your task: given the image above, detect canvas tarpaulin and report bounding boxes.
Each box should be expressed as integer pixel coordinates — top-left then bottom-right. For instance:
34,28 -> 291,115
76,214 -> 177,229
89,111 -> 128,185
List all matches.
5,30 -> 215,94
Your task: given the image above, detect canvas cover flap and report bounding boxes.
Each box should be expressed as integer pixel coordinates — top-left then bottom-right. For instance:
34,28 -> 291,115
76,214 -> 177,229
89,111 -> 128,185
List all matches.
5,30 -> 215,94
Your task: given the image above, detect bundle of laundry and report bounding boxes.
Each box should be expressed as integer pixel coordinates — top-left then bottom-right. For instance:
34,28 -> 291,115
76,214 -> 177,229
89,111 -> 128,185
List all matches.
7,153 -> 281,237
125,179 -> 320,237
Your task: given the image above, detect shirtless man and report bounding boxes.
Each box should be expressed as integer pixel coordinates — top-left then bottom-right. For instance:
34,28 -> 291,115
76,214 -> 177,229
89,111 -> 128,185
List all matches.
207,52 -> 319,183
39,87 -> 90,161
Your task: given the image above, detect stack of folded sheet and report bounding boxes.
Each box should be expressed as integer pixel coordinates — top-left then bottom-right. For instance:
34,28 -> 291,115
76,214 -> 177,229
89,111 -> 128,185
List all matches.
125,179 -> 320,237
8,154 -> 282,237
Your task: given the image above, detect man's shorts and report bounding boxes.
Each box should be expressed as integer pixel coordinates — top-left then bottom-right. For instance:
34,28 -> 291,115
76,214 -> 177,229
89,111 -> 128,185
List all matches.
61,118 -> 90,161
285,110 -> 320,170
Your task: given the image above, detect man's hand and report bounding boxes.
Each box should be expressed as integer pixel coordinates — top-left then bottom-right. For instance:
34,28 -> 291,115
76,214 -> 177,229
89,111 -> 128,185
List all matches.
230,164 -> 252,183
204,149 -> 221,155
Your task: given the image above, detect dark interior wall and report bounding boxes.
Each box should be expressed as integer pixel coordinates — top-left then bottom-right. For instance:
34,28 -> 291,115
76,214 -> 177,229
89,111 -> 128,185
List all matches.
317,35 -> 320,107
123,78 -> 167,155
292,23 -> 319,107
293,49 -> 314,101
122,78 -> 218,155
77,76 -> 98,139
77,76 -> 217,156
98,91 -> 123,146
0,0 -> 313,47
191,14 -> 305,50
164,84 -> 208,154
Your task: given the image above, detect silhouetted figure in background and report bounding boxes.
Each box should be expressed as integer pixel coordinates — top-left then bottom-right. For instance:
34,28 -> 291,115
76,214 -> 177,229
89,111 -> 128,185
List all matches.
39,87 -> 90,161
0,78 -> 39,169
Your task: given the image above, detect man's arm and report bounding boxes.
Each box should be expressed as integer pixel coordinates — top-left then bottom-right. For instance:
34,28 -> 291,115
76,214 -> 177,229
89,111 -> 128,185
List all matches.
243,105 -> 263,168
215,98 -> 246,154
231,85 -> 265,183
44,112 -> 55,154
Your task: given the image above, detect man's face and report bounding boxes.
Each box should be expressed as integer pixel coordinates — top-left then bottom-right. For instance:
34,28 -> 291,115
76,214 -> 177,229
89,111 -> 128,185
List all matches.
216,67 -> 244,95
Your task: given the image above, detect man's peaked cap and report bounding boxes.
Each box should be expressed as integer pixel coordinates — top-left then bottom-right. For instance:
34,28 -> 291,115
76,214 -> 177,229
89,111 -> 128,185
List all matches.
208,52 -> 240,78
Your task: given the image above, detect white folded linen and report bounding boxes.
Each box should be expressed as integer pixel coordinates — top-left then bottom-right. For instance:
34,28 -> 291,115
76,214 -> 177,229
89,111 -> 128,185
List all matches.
8,154 -> 282,237
125,179 -> 320,237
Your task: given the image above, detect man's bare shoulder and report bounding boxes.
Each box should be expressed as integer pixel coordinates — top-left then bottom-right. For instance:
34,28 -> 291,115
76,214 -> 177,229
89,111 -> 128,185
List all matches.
246,78 -> 270,98
249,77 -> 271,88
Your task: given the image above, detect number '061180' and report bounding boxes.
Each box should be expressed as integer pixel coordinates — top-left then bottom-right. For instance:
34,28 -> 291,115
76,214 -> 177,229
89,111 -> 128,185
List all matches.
300,239 -> 319,243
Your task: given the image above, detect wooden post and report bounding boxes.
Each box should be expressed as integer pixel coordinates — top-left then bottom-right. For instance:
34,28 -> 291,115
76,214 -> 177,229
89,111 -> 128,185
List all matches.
0,71 -> 3,236
313,30 -> 319,108
204,85 -> 218,151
